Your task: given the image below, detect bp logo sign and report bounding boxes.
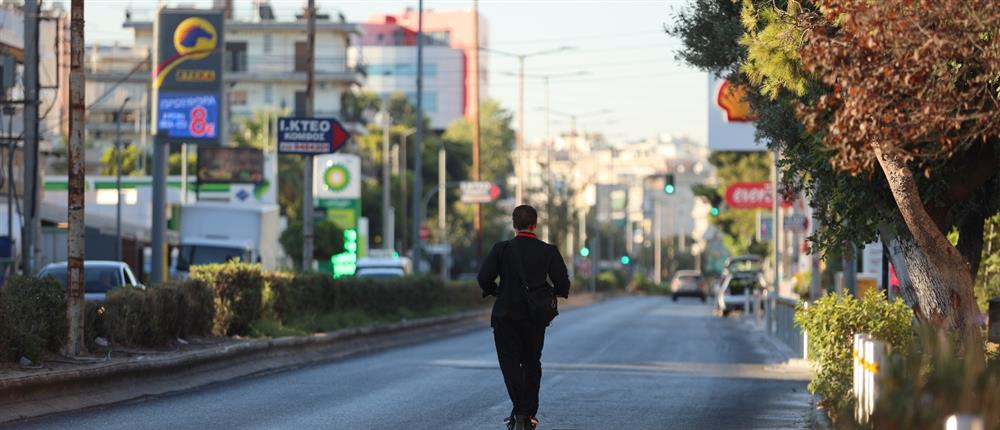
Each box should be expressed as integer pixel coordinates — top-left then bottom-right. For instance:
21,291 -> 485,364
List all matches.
314,154 -> 361,199
323,164 -> 350,192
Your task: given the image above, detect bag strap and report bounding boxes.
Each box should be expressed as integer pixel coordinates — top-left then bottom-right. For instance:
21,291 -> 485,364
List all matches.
509,239 -> 531,291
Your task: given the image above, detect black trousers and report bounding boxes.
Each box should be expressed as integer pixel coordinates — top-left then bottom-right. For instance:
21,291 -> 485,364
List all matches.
493,317 -> 546,417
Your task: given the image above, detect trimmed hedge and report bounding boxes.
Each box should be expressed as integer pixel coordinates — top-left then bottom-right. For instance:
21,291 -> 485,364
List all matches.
190,262 -> 264,336
0,276 -> 66,361
2,262 -> 486,360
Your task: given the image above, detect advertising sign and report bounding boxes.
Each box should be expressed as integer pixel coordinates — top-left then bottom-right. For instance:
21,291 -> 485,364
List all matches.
153,9 -> 224,145
460,181 -> 501,203
277,117 -> 350,155
724,182 -> 792,209
157,93 -> 219,139
314,154 -> 361,199
708,75 -> 765,152
196,147 -> 263,184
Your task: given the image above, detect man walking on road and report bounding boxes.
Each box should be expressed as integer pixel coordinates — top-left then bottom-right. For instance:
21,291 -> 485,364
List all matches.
479,205 -> 571,430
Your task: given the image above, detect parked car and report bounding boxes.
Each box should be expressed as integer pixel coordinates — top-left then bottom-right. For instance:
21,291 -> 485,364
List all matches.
38,261 -> 143,302
670,270 -> 707,302
354,254 -> 412,279
722,255 -> 763,276
716,271 -> 765,316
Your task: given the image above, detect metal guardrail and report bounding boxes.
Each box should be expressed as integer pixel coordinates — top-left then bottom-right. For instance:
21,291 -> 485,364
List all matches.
772,294 -> 806,359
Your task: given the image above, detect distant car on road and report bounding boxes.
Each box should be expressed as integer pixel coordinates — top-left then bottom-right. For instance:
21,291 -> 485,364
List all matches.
670,270 -> 707,302
355,254 -> 412,279
716,271 -> 764,316
38,260 -> 143,302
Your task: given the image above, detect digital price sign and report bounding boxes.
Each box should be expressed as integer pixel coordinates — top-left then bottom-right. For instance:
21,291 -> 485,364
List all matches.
157,93 -> 219,139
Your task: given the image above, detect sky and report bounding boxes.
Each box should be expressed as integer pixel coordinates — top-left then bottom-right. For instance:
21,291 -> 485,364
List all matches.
66,0 -> 707,145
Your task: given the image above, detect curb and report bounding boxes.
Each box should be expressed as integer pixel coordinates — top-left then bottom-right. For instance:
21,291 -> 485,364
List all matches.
0,309 -> 490,424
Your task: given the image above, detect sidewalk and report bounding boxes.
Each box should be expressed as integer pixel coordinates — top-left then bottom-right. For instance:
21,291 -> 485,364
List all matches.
739,313 -> 831,430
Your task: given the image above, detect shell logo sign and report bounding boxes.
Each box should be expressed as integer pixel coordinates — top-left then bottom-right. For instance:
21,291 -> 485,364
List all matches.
716,80 -> 755,123
155,16 -> 219,88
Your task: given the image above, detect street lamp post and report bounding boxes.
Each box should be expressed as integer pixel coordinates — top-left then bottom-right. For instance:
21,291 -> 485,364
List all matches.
115,96 -> 131,262
484,46 -> 575,205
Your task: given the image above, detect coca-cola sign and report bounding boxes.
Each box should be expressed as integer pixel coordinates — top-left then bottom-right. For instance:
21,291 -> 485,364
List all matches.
725,182 -> 791,209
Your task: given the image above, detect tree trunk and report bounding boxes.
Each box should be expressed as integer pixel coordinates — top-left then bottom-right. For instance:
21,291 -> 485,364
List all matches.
872,143 -> 983,348
879,224 -> 921,309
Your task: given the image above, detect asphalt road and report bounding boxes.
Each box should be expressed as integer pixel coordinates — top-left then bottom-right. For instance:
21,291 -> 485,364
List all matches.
7,296 -> 814,430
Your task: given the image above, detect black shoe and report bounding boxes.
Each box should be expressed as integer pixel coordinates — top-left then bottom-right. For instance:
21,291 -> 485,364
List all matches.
527,416 -> 539,430
504,416 -> 515,430
513,415 -> 529,430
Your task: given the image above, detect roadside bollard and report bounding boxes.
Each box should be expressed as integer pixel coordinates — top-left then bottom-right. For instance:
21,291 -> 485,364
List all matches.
854,333 -> 866,423
989,297 -> 1000,343
744,287 -> 751,317
946,414 -> 984,430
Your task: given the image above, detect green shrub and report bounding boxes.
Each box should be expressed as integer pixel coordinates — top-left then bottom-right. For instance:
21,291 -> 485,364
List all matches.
104,286 -> 185,347
795,292 -> 913,416
628,272 -> 664,294
596,270 -> 627,292
190,262 -> 264,336
869,328 -> 1000,429
173,279 -> 214,337
0,276 -> 66,361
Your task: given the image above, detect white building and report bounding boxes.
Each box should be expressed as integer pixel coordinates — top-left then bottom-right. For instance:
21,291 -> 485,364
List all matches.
348,44 -> 464,130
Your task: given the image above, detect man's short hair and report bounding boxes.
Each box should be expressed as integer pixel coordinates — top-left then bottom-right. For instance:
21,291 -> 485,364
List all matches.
512,205 -> 538,230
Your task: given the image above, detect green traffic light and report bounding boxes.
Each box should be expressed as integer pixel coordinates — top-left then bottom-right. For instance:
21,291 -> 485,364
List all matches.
664,184 -> 675,194
579,247 -> 590,257
620,255 -> 630,265
710,207 -> 720,217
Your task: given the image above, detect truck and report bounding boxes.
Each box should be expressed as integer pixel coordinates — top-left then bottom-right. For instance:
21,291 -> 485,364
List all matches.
173,202 -> 281,278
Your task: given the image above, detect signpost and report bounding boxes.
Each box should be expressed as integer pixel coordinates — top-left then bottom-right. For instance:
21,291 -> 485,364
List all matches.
151,9 -> 224,284
314,154 -> 362,277
459,181 -> 501,204
276,117 -> 349,155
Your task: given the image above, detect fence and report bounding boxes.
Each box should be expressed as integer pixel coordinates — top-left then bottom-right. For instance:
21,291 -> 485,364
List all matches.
773,295 -> 806,359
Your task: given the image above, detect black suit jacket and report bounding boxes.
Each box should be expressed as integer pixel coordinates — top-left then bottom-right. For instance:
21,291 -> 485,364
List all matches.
478,235 -> 571,326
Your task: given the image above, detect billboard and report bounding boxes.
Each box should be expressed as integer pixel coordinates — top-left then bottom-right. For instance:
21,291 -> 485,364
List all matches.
195,147 -> 264,184
153,9 -> 224,145
708,75 -> 765,152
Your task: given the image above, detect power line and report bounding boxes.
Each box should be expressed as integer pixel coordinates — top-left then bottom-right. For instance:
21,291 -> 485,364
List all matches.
87,53 -> 150,110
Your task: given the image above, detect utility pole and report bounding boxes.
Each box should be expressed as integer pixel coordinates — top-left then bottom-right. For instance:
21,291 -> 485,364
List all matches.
65,0 -> 86,356
472,0 -> 482,259
22,0 -> 39,274
514,55 -> 523,205
115,97 -> 131,262
654,199 -> 662,285
301,0 -> 315,271
770,150 -> 781,332
381,100 -> 391,249
411,0 -> 425,269
150,5 -> 165,285
400,128 -> 414,253
438,147 -> 446,279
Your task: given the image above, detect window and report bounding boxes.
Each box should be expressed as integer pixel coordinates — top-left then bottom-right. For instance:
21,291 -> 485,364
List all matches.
427,31 -> 451,46
263,34 -> 272,53
225,42 -> 248,72
264,84 -> 273,104
230,90 -> 248,106
294,42 -> 308,72
365,63 -> 437,77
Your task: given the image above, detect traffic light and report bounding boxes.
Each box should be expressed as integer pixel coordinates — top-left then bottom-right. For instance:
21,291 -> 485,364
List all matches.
710,207 -> 720,217
579,247 -> 590,257
620,255 -> 631,265
663,174 -> 676,195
